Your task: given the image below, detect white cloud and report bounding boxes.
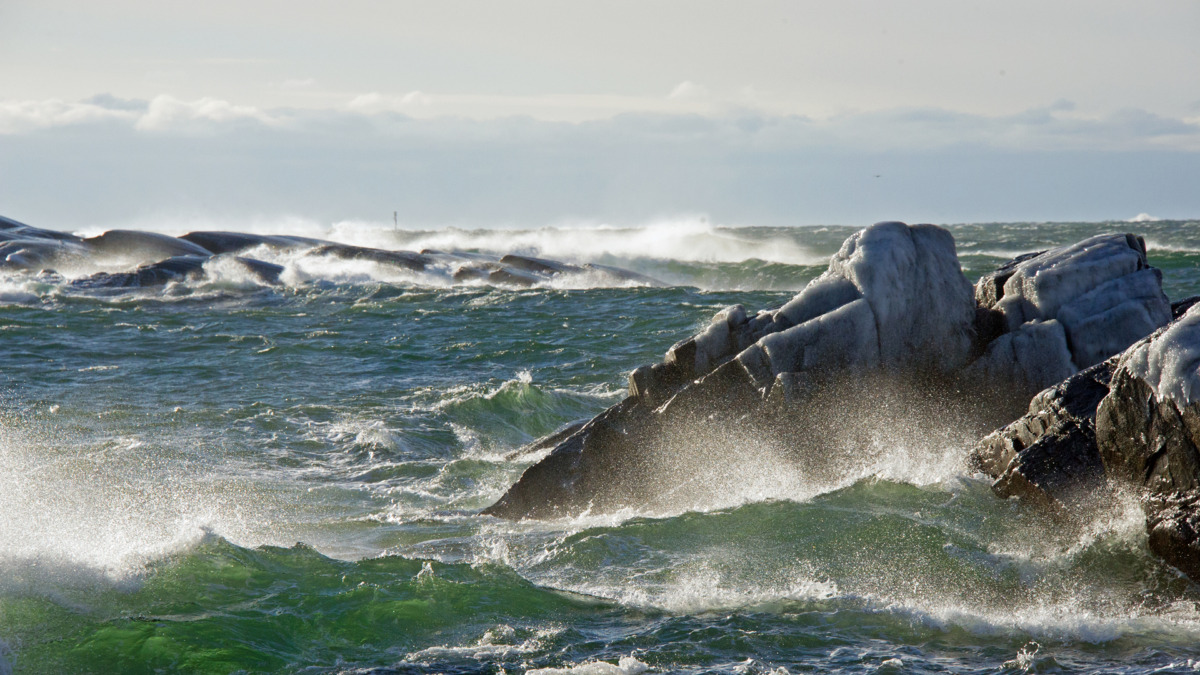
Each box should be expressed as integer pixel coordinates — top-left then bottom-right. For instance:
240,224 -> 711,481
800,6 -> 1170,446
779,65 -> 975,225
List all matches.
133,95 -> 276,132
0,98 -> 138,134
345,91 -> 433,114
0,93 -> 1197,154
667,81 -> 709,100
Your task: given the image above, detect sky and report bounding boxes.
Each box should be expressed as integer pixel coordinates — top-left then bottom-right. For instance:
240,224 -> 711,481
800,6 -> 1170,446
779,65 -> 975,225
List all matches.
1,0 -> 1198,229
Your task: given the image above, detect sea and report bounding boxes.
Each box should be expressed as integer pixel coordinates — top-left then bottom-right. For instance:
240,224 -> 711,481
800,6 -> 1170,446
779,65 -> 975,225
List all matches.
2,218 -> 1200,674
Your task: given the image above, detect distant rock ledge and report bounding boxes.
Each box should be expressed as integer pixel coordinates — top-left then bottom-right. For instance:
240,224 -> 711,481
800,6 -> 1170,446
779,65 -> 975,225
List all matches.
0,215 -> 662,289
485,221 -> 1200,583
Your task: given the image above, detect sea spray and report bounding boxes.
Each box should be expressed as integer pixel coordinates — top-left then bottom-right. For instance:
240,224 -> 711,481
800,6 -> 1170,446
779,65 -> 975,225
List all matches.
2,220 -> 1200,673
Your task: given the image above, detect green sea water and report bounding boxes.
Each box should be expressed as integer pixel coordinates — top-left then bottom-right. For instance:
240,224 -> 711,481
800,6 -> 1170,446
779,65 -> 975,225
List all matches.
2,220 -> 1200,674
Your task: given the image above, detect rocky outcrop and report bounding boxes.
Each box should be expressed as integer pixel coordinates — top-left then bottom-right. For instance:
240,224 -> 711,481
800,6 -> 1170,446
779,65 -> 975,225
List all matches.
72,254 -> 285,288
1091,305 -> 1200,580
627,222 -> 978,412
0,216 -> 659,289
966,234 -> 1171,398
969,359 -> 1115,512
968,304 -> 1200,581
488,223 -> 1177,522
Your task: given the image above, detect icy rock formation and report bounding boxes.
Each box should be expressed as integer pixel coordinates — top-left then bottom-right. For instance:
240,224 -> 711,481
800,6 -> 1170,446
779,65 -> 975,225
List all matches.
1097,306 -> 1200,581
967,234 -> 1171,396
489,223 -> 1179,521
487,221 -> 980,519
631,221 -> 976,410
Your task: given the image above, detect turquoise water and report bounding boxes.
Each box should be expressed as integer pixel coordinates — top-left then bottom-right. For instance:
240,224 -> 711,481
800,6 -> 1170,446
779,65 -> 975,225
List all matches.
2,220 -> 1200,674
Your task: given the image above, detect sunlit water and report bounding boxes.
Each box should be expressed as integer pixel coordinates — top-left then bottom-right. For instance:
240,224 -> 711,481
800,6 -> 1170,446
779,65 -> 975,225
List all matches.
2,219 -> 1199,674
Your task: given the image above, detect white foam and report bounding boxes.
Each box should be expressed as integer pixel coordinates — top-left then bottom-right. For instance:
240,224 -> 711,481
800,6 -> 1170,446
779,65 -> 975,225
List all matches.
527,655 -> 651,675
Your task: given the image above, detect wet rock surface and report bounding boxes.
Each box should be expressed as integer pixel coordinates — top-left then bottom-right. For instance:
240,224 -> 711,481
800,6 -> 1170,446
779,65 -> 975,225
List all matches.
970,359 -> 1116,512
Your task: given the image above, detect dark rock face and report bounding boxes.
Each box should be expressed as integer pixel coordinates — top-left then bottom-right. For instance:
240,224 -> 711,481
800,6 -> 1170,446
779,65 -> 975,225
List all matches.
1096,308 -> 1200,496
179,231 -> 323,254
306,243 -> 430,271
970,360 -> 1116,512
83,229 -> 214,260
1146,491 -> 1200,581
72,255 -> 285,289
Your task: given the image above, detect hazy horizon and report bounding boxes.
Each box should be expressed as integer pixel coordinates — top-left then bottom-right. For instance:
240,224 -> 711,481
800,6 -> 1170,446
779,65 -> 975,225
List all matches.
2,1 -> 1197,230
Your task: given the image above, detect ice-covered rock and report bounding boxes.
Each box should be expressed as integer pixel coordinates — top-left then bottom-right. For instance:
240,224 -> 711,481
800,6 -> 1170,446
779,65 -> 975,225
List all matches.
488,221 -> 979,519
488,223 -> 1181,522
632,221 -> 975,408
1096,305 -> 1200,493
1092,306 -> 1200,581
969,304 -> 1200,581
966,234 -> 1171,396
963,320 -> 1077,397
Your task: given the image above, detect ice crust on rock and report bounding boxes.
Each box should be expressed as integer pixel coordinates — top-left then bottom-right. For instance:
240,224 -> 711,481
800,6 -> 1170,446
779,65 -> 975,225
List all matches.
653,221 -> 975,401
492,221 -> 1181,523
827,222 -> 976,372
1118,303 -> 1200,406
964,320 -> 1077,396
995,234 -> 1149,328
968,233 -> 1170,393
1057,268 -> 1173,370
753,297 -> 879,386
746,221 -> 975,387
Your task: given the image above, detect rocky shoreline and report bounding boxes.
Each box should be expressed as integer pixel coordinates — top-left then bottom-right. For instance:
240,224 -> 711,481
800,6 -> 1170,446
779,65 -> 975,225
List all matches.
486,220 -> 1200,584
0,215 -> 662,289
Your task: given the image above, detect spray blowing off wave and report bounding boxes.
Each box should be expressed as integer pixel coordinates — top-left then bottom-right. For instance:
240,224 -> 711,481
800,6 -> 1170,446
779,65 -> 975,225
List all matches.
74,215 -> 824,266
2,213 -> 831,295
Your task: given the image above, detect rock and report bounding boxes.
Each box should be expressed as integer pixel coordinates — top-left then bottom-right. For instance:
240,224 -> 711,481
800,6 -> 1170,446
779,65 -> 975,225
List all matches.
0,215 -> 83,242
305,243 -> 431,272
1146,491 -> 1200,581
972,303 -> 1200,581
179,231 -> 324,254
451,255 -> 664,289
487,224 -> 1181,522
499,254 -> 584,276
964,234 -> 1171,397
970,359 -> 1116,512
486,221 -> 980,519
0,239 -> 89,270
963,320 -> 1077,398
1095,304 -> 1200,494
637,222 -> 977,410
483,397 -> 654,519
1173,296 -> 1200,320
71,255 -> 284,289
83,229 -> 214,262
